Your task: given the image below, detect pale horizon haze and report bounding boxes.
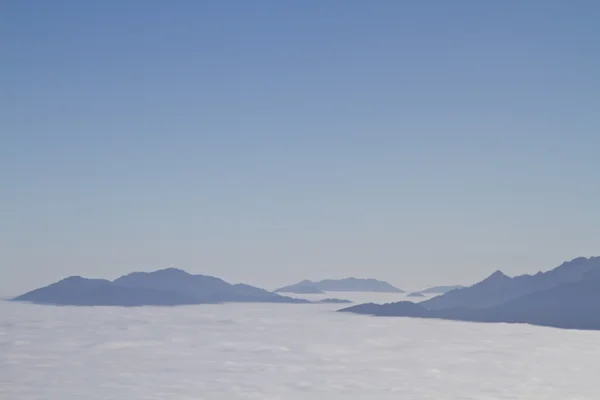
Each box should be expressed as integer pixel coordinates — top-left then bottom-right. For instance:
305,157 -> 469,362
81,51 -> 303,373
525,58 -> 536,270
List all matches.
2,1 -> 600,295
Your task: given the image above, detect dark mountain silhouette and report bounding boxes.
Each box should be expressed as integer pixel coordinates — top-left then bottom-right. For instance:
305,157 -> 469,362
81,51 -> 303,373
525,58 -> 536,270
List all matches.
114,268 -> 232,297
465,270 -> 600,329
276,278 -> 403,293
419,285 -> 464,294
407,292 -> 425,298
340,274 -> 600,330
340,257 -> 600,330
113,268 -> 307,303
12,276 -> 199,306
420,257 -> 600,310
12,268 -> 349,307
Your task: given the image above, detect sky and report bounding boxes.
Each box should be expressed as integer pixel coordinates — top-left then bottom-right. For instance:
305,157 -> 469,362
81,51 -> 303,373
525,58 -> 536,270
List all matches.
1,0 -> 600,294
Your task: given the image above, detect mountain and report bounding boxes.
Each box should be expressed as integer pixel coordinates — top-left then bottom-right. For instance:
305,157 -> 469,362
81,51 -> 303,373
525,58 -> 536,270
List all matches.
340,257 -> 600,330
419,285 -> 464,294
112,268 -> 307,303
12,276 -> 199,307
466,268 -> 600,329
12,268 -> 352,307
114,268 -> 233,299
340,272 -> 600,330
113,268 -> 316,304
274,280 -> 324,294
276,278 -> 403,293
420,257 -> 600,310
407,292 -> 425,298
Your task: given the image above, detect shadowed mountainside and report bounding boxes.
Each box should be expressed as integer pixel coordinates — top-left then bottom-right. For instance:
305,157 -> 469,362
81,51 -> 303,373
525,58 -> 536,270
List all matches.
420,257 -> 600,310
340,257 -> 600,330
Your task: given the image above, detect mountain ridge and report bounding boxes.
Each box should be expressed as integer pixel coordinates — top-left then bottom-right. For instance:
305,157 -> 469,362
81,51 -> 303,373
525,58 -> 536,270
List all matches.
12,269 -> 351,307
419,285 -> 465,294
420,257 -> 600,310
275,277 -> 404,293
340,256 -> 600,330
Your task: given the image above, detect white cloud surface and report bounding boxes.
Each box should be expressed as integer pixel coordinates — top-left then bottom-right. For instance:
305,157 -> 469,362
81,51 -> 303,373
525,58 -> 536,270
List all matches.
2,296 -> 600,399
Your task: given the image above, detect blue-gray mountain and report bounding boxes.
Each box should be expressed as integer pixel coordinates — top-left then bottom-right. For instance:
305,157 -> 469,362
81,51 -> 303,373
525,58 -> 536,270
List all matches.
421,256 -> 600,310
12,268 -> 352,307
275,278 -> 403,293
419,285 -> 465,294
340,257 -> 600,330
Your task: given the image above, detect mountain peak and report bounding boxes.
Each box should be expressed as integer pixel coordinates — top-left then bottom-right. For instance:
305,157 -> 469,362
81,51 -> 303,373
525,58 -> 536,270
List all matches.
463,270 -> 512,288
154,267 -> 190,276
60,275 -> 85,282
484,270 -> 511,282
420,256 -> 600,312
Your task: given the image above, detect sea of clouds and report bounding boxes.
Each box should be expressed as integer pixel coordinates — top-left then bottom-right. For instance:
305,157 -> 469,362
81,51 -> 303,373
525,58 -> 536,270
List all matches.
2,293 -> 600,399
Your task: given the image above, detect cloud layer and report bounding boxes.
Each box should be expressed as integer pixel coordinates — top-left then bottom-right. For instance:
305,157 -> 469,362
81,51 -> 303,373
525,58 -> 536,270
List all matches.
2,299 -> 599,399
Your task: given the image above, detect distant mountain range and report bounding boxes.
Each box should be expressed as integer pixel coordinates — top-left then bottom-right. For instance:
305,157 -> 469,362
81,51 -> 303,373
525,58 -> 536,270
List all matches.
418,285 -> 464,294
340,257 -> 600,330
12,268 -> 352,307
275,278 -> 404,294
420,257 -> 600,310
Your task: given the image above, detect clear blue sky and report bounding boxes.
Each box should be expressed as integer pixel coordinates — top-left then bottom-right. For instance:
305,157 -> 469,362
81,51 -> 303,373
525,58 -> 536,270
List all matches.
2,0 -> 599,294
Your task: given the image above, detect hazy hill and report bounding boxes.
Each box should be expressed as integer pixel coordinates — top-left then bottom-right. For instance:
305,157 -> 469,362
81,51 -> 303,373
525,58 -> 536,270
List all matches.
419,285 -> 464,294
340,257 -> 600,330
12,268 -> 350,307
12,276 -> 199,306
113,268 -> 305,303
273,280 -> 325,294
114,268 -> 233,299
420,257 -> 600,310
340,273 -> 600,330
467,269 -> 600,329
276,278 -> 403,293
